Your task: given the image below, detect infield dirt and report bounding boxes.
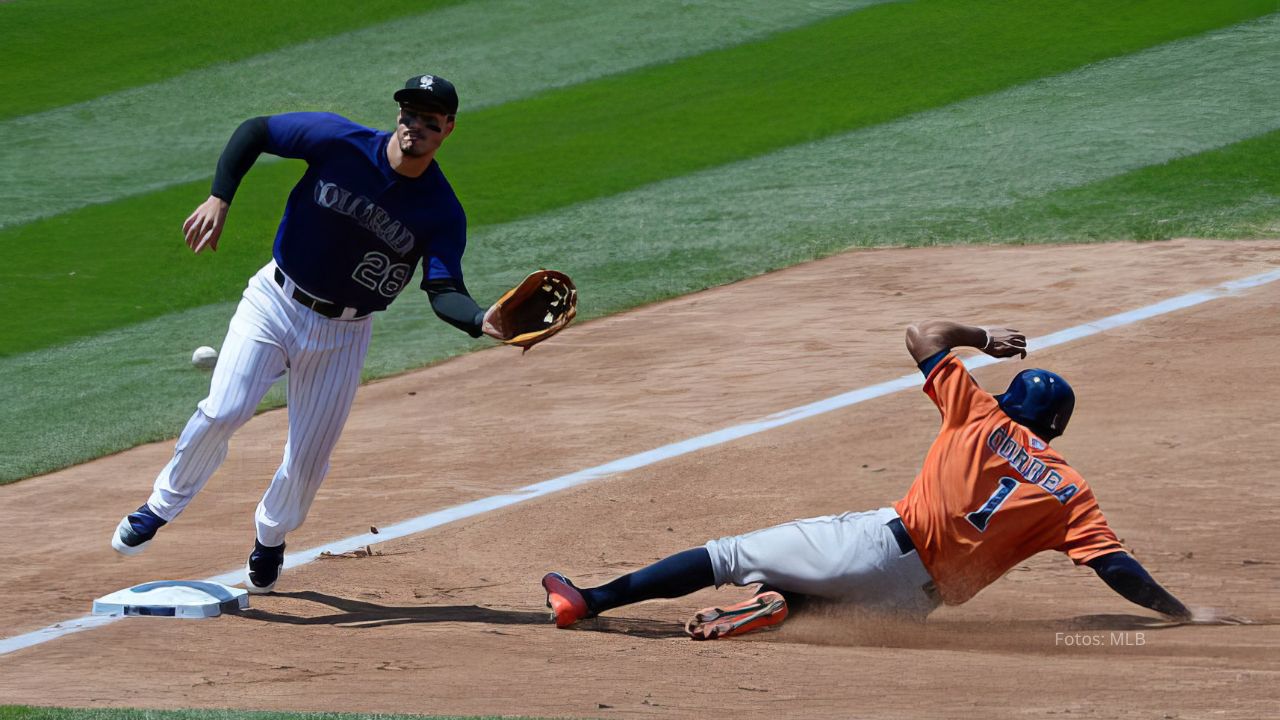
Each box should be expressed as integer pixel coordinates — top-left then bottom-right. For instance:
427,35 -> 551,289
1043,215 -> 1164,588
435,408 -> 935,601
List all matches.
1,239 -> 1277,719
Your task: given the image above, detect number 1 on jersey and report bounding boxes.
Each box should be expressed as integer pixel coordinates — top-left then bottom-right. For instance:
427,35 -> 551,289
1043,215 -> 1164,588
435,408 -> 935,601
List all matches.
966,476 -> 1018,532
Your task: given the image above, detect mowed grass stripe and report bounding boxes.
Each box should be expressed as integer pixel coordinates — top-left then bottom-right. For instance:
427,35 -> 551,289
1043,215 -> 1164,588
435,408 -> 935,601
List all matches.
929,127 -> 1280,243
3,1 -> 1274,358
0,0 -> 464,120
3,17 -> 1277,483
0,0 -> 873,229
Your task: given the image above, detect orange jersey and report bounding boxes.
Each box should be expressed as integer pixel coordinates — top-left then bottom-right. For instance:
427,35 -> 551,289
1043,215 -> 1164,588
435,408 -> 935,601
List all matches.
893,353 -> 1124,604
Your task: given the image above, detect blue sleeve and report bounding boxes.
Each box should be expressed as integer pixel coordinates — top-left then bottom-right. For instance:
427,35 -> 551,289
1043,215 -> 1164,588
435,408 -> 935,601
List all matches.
421,205 -> 468,283
263,112 -> 356,162
917,348 -> 949,378
1087,552 -> 1189,619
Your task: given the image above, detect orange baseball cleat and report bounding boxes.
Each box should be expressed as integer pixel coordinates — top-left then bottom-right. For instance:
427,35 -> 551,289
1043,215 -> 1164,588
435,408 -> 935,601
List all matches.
542,572 -> 592,628
685,591 -> 789,640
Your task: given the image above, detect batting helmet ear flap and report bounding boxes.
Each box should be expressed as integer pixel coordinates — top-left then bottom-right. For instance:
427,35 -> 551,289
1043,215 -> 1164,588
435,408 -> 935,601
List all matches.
995,369 -> 1075,441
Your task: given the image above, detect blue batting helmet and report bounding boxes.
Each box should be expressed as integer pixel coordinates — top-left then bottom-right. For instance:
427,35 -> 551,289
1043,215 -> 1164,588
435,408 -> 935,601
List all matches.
994,369 -> 1075,441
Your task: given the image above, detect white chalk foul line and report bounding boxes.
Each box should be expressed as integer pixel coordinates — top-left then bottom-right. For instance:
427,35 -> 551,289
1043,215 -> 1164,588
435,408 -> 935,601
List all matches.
3,265 -> 1278,657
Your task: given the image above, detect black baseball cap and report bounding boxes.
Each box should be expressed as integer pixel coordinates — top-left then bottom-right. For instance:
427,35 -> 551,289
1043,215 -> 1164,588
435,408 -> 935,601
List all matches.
393,74 -> 459,115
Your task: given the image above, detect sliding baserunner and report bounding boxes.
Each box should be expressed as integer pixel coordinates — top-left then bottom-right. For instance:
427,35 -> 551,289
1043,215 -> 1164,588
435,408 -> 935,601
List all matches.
543,319 -> 1192,639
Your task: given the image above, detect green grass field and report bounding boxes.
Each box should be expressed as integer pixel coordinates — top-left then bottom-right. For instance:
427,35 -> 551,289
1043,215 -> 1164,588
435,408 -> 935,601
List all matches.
0,3 -> 1276,498
0,0 -> 463,120
0,0 -> 873,231
2,0 -> 1275,356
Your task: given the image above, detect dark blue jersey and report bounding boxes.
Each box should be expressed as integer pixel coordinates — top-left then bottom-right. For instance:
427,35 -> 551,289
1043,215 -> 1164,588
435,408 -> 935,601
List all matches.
264,112 -> 466,311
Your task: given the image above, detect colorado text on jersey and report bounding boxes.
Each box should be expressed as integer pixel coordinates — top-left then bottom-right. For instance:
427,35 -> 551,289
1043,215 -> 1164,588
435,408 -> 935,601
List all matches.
314,179 -> 415,254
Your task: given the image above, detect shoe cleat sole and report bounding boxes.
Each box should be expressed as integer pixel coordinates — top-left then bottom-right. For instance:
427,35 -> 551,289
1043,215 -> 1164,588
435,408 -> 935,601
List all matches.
686,591 -> 788,640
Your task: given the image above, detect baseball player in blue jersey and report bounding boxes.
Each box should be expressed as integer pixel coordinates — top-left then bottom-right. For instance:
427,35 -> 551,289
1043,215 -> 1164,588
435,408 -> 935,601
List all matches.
111,75 -> 506,593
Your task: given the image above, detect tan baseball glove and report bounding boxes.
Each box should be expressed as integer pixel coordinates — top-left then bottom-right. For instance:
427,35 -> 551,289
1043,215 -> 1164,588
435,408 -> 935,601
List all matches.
484,270 -> 578,351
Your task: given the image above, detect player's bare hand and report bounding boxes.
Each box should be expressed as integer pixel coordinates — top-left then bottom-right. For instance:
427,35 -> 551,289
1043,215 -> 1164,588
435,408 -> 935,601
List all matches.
481,302 -> 507,340
981,327 -> 1027,359
183,196 -> 229,254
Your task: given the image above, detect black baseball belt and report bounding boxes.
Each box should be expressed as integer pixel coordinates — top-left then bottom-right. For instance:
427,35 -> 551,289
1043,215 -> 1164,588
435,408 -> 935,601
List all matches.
274,268 -> 372,320
887,516 -> 917,555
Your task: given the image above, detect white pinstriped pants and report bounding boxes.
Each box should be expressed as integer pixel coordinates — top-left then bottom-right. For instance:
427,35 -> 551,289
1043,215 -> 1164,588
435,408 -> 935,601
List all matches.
148,262 -> 372,547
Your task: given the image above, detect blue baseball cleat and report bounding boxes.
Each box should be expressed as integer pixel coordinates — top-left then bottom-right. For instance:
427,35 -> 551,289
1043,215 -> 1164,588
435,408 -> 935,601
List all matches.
111,504 -> 167,556
245,540 -> 286,594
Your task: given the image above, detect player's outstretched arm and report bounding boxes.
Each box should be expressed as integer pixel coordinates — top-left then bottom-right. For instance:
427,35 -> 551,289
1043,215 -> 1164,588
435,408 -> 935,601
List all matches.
905,320 -> 1027,364
184,116 -> 271,253
1087,552 -> 1191,621
424,278 -> 490,338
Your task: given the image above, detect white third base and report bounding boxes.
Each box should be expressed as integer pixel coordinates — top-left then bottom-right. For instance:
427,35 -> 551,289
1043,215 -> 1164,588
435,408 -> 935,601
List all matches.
93,580 -> 248,619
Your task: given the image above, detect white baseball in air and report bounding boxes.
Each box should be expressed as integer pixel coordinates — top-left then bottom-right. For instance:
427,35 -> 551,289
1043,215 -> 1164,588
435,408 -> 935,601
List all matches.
191,346 -> 219,370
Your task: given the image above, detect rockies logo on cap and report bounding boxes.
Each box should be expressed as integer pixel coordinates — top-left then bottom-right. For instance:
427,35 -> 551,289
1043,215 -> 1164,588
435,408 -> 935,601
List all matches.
394,74 -> 460,115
